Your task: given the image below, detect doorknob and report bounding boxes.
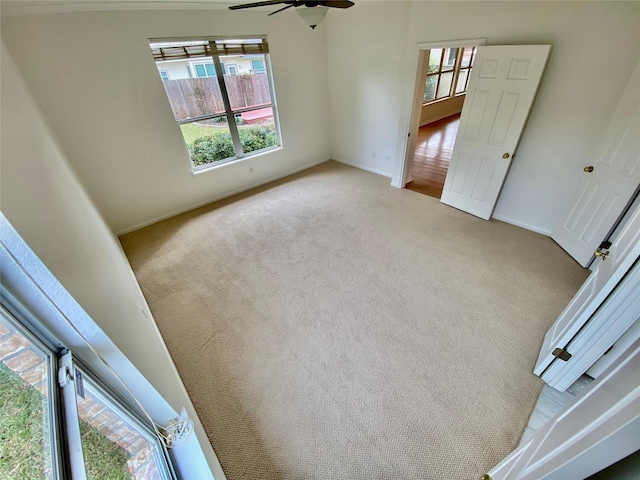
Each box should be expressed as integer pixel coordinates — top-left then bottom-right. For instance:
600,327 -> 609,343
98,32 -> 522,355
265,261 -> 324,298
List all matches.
594,248 -> 609,260
502,153 -> 510,159
584,166 -> 594,172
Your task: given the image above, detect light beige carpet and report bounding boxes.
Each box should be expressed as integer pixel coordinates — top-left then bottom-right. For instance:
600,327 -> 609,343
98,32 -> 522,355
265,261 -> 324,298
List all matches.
120,161 -> 588,480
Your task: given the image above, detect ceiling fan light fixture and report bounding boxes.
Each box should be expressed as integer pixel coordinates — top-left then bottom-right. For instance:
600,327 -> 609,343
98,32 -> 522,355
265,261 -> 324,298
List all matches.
296,6 -> 329,29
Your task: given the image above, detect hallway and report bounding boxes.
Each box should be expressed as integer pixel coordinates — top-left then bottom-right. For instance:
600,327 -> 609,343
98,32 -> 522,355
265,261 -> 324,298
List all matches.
405,113 -> 460,199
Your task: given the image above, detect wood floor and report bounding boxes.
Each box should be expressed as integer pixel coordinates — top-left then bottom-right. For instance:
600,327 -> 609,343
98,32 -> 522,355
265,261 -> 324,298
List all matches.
405,113 -> 460,199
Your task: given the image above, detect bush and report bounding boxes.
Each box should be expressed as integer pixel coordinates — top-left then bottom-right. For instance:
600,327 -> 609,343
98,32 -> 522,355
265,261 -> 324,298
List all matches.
188,125 -> 277,166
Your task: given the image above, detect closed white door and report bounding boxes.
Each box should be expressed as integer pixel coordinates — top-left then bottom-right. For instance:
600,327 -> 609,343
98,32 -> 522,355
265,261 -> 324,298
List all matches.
533,203 -> 640,382
440,45 -> 550,219
551,58 -> 640,267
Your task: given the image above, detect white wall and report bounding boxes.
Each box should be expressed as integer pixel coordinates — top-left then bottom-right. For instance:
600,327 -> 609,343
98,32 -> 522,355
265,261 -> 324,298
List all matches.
1,9 -> 331,234
327,1 -> 412,177
328,1 -> 640,234
0,42 -> 223,479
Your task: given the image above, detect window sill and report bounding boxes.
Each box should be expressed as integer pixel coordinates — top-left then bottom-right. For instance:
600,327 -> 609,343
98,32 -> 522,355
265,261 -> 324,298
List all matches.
192,145 -> 284,176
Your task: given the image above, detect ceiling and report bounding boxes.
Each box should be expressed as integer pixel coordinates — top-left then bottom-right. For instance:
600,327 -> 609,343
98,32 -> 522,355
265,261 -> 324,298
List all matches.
0,0 -> 244,16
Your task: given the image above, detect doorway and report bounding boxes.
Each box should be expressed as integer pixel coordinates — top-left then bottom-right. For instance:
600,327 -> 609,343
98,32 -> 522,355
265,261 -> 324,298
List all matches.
405,113 -> 461,198
405,44 -> 476,199
400,39 -> 485,196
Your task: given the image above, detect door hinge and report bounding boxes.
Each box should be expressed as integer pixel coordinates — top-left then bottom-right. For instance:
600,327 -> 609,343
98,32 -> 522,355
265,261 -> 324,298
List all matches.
552,347 -> 572,361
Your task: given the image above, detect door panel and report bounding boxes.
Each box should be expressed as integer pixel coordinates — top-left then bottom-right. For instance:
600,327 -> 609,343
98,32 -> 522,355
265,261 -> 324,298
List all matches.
441,45 -> 551,219
489,339 -> 640,480
534,204 -> 640,379
542,261 -> 640,391
552,58 -> 640,267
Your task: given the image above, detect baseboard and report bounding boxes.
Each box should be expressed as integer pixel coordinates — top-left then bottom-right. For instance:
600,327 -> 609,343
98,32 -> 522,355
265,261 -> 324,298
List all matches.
332,158 -> 393,178
491,214 -> 552,236
116,157 -> 331,236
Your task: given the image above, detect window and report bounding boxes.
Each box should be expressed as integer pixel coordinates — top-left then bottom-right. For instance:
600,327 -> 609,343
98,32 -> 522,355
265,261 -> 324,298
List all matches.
251,58 -> 266,73
159,70 -> 170,81
0,306 -> 174,479
192,61 -> 216,78
150,37 -> 281,170
423,46 -> 477,104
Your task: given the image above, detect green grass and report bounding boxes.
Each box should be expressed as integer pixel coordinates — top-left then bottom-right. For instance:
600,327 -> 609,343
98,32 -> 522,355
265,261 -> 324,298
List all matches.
0,361 -> 48,479
179,123 -> 222,146
80,421 -> 130,480
0,361 -> 130,480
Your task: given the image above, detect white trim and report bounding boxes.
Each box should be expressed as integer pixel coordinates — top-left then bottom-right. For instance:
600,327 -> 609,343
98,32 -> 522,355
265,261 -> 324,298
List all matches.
116,157 -> 332,235
0,1 -> 237,16
491,213 -> 552,236
332,157 -> 393,179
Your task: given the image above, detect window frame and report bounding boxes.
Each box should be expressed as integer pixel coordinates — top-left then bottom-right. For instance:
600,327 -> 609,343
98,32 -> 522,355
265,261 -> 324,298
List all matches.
151,35 -> 282,172
454,47 -> 477,95
1,304 -> 63,479
0,296 -> 176,480
423,46 -> 477,106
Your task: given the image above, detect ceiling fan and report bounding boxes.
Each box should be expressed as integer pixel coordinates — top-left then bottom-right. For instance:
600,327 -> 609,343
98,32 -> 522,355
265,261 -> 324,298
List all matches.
229,0 -> 355,29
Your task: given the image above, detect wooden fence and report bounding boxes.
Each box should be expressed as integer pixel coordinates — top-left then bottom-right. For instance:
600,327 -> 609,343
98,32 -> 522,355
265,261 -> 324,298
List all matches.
162,74 -> 272,120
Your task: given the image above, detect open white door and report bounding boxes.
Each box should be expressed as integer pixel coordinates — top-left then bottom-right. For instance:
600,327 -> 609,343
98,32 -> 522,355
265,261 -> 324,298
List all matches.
486,338 -> 640,480
551,58 -> 640,267
440,45 -> 550,219
533,203 -> 640,383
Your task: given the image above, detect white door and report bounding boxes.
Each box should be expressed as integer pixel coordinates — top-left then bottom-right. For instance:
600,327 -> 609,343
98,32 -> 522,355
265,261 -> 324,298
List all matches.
541,259 -> 640,391
551,58 -> 640,267
440,45 -> 550,219
487,338 -> 640,480
533,203 -> 640,382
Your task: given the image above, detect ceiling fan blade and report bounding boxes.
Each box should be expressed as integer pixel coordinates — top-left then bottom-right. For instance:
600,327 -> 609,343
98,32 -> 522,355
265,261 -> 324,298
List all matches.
268,3 -> 296,16
320,0 -> 354,8
229,0 -> 291,11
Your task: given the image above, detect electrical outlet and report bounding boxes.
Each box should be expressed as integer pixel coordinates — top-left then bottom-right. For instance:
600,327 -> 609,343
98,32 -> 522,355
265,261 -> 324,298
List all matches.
385,155 -> 390,161
249,166 -> 254,173
372,152 -> 377,159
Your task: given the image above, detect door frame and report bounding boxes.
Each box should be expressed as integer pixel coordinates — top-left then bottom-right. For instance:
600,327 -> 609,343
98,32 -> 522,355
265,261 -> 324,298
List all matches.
391,38 -> 485,189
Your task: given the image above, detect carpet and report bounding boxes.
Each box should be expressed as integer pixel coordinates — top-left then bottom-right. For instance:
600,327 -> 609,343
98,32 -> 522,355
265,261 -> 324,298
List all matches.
120,161 -> 588,480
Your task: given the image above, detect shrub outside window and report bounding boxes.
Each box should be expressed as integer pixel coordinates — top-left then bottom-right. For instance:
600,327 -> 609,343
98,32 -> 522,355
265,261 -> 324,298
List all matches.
150,36 -> 281,171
